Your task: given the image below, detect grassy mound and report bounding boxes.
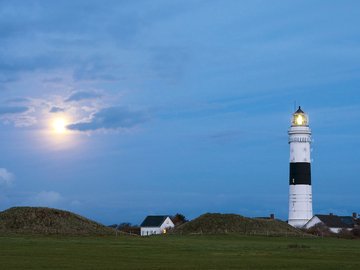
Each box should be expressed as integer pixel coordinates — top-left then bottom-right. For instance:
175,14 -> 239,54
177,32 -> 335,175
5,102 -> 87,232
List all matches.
173,213 -> 302,236
0,207 -> 115,236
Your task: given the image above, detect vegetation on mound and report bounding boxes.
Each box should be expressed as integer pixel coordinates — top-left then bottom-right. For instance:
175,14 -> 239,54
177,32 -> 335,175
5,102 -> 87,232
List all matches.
0,207 -> 115,236
173,213 -> 302,236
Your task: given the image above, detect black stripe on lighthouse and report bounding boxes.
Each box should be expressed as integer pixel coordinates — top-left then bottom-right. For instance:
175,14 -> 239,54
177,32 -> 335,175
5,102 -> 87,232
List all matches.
289,163 -> 311,185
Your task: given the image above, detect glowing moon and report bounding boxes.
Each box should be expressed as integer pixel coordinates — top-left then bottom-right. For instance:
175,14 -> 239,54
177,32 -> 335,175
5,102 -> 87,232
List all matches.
42,116 -> 76,149
52,118 -> 68,134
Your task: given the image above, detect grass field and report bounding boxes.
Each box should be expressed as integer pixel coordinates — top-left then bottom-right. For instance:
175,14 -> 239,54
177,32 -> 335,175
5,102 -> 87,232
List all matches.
0,234 -> 359,269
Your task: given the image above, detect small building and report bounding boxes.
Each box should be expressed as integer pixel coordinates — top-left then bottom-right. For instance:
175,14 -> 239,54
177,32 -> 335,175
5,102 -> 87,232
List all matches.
304,213 -> 357,233
140,215 -> 175,236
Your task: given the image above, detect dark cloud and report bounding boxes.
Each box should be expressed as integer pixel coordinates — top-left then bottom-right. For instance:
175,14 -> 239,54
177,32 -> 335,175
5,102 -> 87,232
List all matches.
65,91 -> 101,102
6,97 -> 30,104
0,106 -> 29,115
67,106 -> 149,131
0,0 -> 149,84
49,106 -> 65,113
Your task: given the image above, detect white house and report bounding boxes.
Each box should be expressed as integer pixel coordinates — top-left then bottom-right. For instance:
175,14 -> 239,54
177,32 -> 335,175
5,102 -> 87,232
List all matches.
140,215 -> 175,236
304,214 -> 356,233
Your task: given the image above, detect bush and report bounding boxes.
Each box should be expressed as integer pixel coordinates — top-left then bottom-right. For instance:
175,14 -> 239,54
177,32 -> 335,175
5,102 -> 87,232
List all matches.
116,223 -> 140,235
305,224 -> 332,237
351,227 -> 360,238
337,228 -> 354,239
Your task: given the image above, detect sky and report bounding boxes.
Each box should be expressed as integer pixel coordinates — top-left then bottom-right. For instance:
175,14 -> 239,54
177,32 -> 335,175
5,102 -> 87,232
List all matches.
0,0 -> 359,225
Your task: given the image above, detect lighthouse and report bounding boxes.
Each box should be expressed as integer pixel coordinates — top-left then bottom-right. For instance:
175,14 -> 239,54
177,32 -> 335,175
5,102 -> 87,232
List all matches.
288,106 -> 313,227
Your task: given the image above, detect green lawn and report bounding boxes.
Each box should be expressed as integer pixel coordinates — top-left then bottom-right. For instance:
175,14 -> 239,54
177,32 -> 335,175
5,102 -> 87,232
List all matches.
0,234 -> 359,269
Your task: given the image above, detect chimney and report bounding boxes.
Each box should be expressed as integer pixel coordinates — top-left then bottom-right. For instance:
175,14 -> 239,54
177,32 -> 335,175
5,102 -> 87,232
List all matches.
270,213 -> 275,220
353,212 -> 357,219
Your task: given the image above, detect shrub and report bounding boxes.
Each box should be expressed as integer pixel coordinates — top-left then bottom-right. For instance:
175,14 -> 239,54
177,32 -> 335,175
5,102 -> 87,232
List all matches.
351,227 -> 360,238
337,228 -> 354,239
305,224 -> 332,237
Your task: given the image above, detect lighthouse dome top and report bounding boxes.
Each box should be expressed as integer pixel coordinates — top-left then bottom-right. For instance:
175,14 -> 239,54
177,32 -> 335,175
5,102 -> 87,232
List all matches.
291,106 -> 309,126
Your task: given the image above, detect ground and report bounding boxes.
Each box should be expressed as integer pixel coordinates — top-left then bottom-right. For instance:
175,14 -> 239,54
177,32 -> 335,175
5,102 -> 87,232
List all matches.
0,234 -> 359,269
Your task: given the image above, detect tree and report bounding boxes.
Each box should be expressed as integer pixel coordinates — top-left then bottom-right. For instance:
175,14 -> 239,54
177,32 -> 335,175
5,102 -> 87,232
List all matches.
172,213 -> 188,226
117,223 -> 132,230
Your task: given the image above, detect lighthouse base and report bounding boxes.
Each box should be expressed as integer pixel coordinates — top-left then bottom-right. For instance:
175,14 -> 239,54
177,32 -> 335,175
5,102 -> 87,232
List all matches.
288,184 -> 313,228
288,219 -> 310,228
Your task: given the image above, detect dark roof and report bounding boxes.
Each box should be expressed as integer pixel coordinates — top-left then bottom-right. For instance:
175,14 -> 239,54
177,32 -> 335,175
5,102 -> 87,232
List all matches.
295,106 -> 304,114
315,214 -> 354,228
140,215 -> 169,227
340,216 -> 356,227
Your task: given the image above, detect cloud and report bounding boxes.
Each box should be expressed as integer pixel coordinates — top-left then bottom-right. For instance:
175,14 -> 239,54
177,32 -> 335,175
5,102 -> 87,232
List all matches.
25,191 -> 80,209
64,91 -> 102,102
0,104 -> 35,127
67,106 -> 149,131
31,191 -> 64,206
49,106 -> 65,113
210,130 -> 242,143
0,106 -> 30,115
6,97 -> 31,104
0,168 -> 15,187
12,115 -> 37,127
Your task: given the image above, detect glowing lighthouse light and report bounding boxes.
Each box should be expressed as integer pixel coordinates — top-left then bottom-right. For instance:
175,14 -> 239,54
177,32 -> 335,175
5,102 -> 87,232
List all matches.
288,106 -> 313,228
296,114 -> 304,125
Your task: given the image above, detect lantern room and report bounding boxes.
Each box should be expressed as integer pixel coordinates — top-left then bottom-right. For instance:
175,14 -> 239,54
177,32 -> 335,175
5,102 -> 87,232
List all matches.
291,106 -> 308,126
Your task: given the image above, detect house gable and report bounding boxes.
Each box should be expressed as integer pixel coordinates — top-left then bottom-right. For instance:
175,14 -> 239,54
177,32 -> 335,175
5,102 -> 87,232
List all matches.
160,217 -> 175,230
304,216 -> 322,229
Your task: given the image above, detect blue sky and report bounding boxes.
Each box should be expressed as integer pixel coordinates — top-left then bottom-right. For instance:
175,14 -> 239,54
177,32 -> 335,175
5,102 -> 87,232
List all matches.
0,0 -> 359,224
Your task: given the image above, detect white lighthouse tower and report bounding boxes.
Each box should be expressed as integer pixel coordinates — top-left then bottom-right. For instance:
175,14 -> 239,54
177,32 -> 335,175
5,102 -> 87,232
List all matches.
288,106 -> 313,227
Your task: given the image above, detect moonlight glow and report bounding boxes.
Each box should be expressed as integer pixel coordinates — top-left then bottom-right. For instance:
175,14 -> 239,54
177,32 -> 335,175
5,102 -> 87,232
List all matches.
52,118 -> 68,134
